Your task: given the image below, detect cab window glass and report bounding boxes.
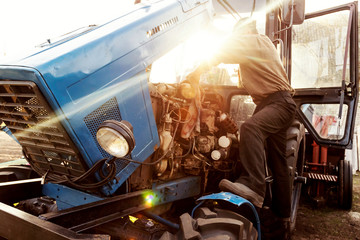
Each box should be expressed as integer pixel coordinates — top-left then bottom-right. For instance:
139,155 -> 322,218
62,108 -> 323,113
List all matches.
291,10 -> 350,88
301,103 -> 348,140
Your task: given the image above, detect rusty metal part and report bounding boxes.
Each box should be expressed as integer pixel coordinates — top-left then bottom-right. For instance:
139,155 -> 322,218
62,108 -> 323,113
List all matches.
218,113 -> 238,134
200,108 -> 217,133
154,159 -> 168,176
16,196 -> 58,216
195,135 -> 215,154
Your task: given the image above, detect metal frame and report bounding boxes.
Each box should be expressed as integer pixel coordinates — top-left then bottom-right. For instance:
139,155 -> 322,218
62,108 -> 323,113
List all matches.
0,178 -> 42,204
0,178 -> 108,239
292,2 -> 359,149
0,176 -> 201,239
40,176 -> 200,232
0,202 -> 109,240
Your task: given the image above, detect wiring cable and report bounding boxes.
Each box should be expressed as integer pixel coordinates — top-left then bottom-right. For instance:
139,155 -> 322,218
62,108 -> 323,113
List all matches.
118,119 -> 180,166
27,154 -> 118,190
119,102 -> 197,165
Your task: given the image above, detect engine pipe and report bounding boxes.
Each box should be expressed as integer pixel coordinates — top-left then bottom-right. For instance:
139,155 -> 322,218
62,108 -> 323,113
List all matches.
142,211 -> 180,230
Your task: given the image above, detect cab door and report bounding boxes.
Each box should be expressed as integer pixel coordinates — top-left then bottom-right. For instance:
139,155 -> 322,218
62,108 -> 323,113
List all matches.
290,2 -> 358,148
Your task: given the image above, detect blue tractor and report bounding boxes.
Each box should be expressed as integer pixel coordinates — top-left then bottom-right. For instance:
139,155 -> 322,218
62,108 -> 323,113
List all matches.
0,0 -> 357,239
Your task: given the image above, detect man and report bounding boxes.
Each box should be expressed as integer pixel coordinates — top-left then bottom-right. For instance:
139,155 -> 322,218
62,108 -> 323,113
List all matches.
205,18 -> 296,238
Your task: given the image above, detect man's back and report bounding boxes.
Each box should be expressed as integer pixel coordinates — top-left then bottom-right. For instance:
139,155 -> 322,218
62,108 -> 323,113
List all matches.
213,33 -> 293,104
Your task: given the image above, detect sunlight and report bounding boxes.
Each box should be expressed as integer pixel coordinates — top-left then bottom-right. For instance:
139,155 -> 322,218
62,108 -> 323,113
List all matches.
12,72 -> 145,141
185,30 -> 227,63
149,28 -> 228,83
0,0 -> 135,62
305,0 -> 355,13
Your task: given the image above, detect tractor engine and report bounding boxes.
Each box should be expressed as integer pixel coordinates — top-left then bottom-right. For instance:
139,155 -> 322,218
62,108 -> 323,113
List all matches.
148,81 -> 239,190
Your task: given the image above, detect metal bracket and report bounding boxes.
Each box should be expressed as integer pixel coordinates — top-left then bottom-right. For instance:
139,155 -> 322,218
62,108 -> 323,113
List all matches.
42,183 -> 103,210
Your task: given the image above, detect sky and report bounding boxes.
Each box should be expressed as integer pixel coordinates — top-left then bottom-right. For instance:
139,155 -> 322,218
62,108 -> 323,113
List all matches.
0,0 -> 134,62
0,0 -> 356,62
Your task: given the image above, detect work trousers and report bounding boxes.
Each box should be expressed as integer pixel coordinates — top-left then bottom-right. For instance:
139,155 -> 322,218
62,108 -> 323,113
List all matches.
237,91 -> 296,218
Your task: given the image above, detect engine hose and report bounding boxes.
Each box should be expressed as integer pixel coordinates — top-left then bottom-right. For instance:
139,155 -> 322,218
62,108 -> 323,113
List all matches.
28,157 -> 118,190
53,158 -> 117,190
118,121 -> 180,166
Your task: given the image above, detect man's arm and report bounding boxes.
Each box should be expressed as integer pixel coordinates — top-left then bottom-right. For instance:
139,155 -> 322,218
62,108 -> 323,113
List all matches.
187,33 -> 251,84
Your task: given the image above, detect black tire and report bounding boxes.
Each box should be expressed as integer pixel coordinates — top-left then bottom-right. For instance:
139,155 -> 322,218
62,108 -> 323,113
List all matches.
160,207 -> 258,240
285,119 -> 305,233
338,159 -> 353,210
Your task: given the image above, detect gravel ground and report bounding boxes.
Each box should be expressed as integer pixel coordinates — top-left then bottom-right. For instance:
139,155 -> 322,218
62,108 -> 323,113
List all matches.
0,132 -> 359,239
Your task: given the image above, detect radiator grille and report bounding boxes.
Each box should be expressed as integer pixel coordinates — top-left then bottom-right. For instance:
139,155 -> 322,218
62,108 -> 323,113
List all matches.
84,97 -> 122,158
84,97 -> 129,173
0,80 -> 87,177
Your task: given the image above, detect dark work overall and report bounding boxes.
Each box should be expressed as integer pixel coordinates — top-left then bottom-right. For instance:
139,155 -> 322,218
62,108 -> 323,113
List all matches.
237,90 -> 296,218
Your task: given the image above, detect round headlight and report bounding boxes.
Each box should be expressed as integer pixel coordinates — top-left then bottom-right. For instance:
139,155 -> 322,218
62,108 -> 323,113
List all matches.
96,120 -> 135,158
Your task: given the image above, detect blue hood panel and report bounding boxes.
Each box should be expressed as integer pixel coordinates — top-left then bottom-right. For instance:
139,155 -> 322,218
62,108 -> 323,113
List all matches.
0,0 -> 213,195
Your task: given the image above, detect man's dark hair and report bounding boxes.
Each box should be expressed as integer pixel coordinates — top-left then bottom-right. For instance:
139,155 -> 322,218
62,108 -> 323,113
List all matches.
233,18 -> 258,34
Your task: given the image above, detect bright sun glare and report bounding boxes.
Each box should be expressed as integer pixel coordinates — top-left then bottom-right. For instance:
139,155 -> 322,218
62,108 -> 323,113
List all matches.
0,0 -> 355,62
187,31 -> 226,62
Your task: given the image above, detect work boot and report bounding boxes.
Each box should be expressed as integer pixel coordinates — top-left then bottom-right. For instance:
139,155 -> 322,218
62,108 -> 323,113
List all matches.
219,179 -> 264,208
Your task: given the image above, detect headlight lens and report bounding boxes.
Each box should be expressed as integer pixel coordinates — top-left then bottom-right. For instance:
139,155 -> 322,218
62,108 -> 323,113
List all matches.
96,120 -> 135,158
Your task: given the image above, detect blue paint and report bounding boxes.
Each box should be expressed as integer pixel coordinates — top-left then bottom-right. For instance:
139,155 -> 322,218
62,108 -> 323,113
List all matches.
42,176 -> 201,210
152,176 -> 201,205
0,0 -> 213,195
198,192 -> 261,240
0,126 -> 19,144
42,183 -> 103,210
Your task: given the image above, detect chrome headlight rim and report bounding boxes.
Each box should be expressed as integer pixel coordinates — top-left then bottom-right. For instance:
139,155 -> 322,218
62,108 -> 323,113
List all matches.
96,120 -> 135,158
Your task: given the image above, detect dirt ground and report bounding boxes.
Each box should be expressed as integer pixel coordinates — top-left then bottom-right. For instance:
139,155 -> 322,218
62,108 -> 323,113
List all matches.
0,132 -> 359,239
292,173 -> 360,240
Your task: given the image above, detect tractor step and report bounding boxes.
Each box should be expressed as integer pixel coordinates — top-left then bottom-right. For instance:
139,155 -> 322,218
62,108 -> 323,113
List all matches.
304,172 -> 337,182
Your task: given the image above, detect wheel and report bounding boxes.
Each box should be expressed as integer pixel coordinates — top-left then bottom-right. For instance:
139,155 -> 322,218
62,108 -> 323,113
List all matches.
338,159 -> 353,209
285,120 -> 305,233
160,207 -> 258,240
253,119 -> 305,237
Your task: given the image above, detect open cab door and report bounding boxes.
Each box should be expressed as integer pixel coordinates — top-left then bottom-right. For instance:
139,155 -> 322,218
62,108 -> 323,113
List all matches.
290,2 -> 358,149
